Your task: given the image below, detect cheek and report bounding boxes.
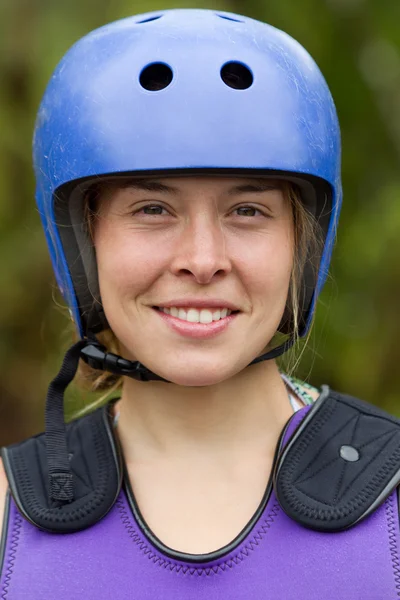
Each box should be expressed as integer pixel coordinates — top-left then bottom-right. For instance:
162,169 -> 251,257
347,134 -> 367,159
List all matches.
94,223 -> 169,303
229,228 -> 294,303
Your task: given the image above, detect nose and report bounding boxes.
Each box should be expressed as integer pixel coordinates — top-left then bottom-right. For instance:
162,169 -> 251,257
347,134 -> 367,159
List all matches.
170,212 -> 232,284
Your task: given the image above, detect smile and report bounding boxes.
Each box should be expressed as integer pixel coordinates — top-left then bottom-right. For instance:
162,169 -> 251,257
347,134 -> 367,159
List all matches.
156,307 -> 233,323
153,306 -> 239,339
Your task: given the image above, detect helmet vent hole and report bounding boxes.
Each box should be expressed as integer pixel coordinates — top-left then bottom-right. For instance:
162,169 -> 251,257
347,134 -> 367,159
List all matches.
221,62 -> 253,90
139,63 -> 173,91
136,15 -> 163,24
216,14 -> 244,23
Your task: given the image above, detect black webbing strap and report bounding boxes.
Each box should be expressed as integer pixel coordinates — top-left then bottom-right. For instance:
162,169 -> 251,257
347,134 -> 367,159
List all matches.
45,339 -> 87,503
44,334 -> 166,506
250,336 -> 295,364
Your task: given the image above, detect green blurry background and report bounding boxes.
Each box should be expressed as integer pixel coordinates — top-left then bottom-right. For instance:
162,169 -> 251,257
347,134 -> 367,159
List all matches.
1,0 -> 400,445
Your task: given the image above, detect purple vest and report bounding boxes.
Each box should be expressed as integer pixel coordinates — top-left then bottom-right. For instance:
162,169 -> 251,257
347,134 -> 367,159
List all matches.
1,408 -> 400,599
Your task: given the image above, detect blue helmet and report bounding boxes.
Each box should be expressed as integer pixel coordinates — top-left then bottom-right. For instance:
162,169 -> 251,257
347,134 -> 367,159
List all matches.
33,8 -> 341,340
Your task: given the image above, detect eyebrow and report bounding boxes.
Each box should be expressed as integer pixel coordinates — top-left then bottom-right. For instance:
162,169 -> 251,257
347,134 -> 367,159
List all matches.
226,182 -> 280,196
120,180 -> 179,194
120,178 -> 280,195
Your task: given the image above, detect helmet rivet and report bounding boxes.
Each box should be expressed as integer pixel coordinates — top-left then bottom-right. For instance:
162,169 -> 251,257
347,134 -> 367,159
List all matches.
339,445 -> 360,462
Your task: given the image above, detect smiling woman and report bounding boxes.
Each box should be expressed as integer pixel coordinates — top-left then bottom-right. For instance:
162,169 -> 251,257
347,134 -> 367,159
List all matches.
81,176 -> 317,390
1,8 -> 400,600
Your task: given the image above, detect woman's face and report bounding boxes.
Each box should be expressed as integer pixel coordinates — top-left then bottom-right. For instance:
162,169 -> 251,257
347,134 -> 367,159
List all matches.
94,176 -> 294,386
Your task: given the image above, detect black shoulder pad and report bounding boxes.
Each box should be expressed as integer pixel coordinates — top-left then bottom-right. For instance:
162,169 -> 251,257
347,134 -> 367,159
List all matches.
1,403 -> 122,533
274,387 -> 400,531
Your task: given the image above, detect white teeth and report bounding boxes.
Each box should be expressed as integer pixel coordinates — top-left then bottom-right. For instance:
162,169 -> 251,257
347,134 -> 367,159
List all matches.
200,309 -> 213,324
187,308 -> 199,323
159,307 -> 232,323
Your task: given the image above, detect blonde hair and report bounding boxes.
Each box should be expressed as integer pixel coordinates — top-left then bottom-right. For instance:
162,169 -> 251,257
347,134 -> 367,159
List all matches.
77,179 -> 321,393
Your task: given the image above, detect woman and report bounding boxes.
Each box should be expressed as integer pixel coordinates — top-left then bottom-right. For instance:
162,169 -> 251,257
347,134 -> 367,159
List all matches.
0,9 -> 399,599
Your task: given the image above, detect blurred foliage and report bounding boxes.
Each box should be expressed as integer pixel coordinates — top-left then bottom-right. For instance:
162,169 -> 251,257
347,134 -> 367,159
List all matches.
1,0 -> 400,445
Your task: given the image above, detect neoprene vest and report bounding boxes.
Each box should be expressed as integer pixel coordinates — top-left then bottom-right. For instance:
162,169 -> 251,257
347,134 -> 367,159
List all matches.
1,387 -> 400,599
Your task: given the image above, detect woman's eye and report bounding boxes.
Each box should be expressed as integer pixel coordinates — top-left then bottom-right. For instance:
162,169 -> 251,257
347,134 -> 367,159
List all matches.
137,204 -> 167,215
234,206 -> 262,217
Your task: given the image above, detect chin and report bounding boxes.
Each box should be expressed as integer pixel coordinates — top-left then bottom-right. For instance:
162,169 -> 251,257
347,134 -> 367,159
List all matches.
168,373 -> 229,387
143,356 -> 244,388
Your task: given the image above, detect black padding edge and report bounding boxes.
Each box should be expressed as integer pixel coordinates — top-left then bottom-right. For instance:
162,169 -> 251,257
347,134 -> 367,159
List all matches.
274,387 -> 400,531
1,404 -> 122,533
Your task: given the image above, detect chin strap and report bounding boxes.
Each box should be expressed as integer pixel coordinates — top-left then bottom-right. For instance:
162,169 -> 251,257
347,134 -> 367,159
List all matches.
45,333 -> 294,505
44,336 -> 167,505
80,339 -> 168,382
250,337 -> 295,363
80,334 -> 295,381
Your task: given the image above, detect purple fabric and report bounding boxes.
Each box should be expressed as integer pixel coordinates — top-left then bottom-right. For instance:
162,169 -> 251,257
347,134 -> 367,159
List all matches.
1,409 -> 400,599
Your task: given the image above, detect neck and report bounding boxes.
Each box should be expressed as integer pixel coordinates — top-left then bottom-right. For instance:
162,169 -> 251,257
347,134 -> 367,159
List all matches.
115,360 -> 293,465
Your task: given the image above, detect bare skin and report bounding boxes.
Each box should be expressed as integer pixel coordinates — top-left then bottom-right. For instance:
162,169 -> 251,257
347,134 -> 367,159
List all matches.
113,374 -> 320,555
116,361 -> 293,554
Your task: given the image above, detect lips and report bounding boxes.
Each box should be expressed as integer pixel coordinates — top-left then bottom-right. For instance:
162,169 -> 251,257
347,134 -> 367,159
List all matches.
154,306 -> 238,339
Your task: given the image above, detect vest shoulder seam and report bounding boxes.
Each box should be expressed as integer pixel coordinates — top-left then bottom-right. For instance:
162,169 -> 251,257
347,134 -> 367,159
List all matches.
1,505 -> 22,599
386,492 -> 400,596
